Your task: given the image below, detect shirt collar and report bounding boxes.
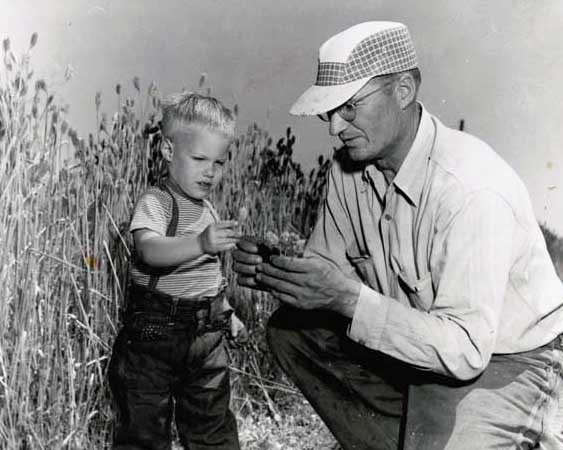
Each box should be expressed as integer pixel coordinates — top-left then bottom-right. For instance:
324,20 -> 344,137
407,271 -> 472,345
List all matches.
362,103 -> 435,207
165,176 -> 205,205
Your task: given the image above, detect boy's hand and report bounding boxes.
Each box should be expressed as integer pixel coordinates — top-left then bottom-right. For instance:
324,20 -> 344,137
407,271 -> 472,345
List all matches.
230,314 -> 248,342
199,221 -> 241,255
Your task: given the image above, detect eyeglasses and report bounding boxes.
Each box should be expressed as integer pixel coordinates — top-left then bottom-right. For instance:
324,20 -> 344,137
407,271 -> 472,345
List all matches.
318,80 -> 395,123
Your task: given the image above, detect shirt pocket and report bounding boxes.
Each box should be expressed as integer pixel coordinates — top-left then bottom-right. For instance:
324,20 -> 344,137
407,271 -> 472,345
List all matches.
397,271 -> 434,311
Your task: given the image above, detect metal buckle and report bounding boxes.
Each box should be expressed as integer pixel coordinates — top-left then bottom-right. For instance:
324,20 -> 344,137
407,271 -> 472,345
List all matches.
168,296 -> 179,325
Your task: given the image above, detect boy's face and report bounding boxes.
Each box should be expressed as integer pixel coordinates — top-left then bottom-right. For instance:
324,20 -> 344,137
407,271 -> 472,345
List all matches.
166,125 -> 230,200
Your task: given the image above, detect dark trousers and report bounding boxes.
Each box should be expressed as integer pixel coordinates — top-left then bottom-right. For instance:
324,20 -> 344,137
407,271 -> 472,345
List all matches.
108,289 -> 240,450
267,306 -> 563,450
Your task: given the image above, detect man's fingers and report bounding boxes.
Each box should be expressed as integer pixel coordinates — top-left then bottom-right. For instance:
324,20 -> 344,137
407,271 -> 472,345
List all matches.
269,291 -> 303,308
255,273 -> 301,297
233,261 -> 258,276
268,255 -> 313,273
257,262 -> 305,284
236,275 -> 264,290
233,248 -> 262,265
237,237 -> 260,254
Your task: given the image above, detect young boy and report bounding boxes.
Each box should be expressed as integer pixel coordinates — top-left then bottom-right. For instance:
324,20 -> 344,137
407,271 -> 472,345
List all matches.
109,92 -> 244,450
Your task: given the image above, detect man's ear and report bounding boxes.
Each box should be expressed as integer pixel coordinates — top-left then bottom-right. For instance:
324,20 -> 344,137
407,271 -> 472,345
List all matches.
395,73 -> 417,110
160,137 -> 173,162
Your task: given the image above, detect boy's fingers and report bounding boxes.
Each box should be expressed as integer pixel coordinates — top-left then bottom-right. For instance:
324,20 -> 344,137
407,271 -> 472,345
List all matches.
215,220 -> 239,229
217,230 -> 242,239
217,242 -> 237,252
217,237 -> 240,245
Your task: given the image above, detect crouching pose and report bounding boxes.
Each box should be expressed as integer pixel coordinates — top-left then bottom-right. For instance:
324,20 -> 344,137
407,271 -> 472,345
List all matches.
234,22 -> 563,449
109,92 -> 244,450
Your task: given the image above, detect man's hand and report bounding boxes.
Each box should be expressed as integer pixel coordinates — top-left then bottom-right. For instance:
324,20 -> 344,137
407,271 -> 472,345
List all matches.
255,256 -> 361,318
199,221 -> 241,255
232,237 -> 265,289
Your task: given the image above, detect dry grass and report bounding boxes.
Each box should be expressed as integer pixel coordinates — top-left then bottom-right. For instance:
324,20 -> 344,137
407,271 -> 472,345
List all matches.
0,35 -> 561,450
0,36 -> 333,449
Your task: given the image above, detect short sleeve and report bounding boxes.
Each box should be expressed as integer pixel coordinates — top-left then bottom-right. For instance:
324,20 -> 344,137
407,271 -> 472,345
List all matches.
129,188 -> 170,236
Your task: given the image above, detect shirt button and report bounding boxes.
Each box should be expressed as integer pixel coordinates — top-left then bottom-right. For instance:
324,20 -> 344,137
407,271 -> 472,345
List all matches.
383,213 -> 392,221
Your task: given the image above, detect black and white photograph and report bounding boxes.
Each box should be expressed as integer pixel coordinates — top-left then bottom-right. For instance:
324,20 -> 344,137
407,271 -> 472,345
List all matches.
1,1 -> 562,449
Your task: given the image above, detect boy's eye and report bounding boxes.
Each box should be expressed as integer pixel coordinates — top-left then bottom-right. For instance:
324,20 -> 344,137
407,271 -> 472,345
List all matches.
216,160 -> 226,166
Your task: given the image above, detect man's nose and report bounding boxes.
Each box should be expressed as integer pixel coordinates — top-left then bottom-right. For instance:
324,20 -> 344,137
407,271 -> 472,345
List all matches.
329,112 -> 348,137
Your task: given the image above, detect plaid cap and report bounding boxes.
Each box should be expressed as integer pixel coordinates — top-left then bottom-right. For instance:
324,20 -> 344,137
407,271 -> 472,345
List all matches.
290,22 -> 419,116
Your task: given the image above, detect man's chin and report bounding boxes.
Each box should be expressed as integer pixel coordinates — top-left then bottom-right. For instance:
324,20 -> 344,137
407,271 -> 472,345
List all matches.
345,145 -> 370,162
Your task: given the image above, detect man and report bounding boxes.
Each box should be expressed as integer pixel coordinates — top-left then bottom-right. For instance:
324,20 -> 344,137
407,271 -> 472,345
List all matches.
233,21 -> 563,449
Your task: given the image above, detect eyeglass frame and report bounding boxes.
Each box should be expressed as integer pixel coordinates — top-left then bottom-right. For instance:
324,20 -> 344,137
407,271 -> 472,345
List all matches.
317,79 -> 396,123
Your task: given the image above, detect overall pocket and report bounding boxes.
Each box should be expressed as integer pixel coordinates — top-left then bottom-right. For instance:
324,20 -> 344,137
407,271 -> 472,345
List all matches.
125,311 -> 174,342
201,296 -> 233,336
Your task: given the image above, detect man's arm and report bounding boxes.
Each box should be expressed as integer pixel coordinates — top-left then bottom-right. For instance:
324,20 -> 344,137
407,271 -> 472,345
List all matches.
348,190 -> 518,380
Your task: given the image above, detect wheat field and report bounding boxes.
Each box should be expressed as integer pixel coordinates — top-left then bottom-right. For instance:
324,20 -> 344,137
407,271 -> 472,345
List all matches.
1,35 -> 561,450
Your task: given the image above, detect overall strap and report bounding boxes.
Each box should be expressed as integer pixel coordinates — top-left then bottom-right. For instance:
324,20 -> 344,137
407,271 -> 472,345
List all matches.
148,181 -> 179,290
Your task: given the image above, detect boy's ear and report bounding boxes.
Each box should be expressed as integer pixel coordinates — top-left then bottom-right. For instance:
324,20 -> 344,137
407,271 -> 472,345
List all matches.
160,137 -> 173,162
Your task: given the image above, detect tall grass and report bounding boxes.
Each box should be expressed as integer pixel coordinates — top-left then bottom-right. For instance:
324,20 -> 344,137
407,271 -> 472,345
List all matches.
0,34 -> 158,448
0,36 -> 331,448
1,35 -> 562,449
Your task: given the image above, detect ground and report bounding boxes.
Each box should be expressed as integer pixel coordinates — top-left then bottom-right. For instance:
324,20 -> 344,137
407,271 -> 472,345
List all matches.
238,398 -> 341,450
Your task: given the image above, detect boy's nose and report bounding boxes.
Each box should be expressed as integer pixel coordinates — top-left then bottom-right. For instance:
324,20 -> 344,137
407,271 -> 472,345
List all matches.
203,165 -> 215,178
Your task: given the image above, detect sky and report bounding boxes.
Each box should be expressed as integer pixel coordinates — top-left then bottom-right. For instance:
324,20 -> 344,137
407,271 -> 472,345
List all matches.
2,0 -> 562,234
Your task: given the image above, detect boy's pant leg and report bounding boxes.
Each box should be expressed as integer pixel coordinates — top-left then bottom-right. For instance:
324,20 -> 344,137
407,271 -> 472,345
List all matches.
267,306 -> 406,450
174,331 -> 240,450
403,334 -> 563,450
108,326 -> 177,450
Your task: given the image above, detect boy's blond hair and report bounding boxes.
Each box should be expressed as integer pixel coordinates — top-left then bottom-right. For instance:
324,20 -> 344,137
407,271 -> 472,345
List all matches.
161,91 -> 236,140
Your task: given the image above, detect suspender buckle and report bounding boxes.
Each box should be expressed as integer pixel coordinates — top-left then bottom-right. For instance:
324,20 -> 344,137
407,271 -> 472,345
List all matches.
168,296 -> 179,325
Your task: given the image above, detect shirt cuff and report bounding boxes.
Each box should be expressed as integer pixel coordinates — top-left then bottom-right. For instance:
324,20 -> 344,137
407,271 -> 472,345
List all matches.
348,284 -> 390,350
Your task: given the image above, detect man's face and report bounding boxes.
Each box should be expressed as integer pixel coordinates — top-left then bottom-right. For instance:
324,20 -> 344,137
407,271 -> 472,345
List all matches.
327,77 -> 403,163
167,125 -> 230,200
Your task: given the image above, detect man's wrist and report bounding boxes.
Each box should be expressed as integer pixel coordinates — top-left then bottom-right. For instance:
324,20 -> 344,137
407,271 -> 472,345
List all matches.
330,279 -> 361,318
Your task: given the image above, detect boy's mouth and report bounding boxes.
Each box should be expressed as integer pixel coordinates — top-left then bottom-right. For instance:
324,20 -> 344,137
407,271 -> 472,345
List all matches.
197,181 -> 213,190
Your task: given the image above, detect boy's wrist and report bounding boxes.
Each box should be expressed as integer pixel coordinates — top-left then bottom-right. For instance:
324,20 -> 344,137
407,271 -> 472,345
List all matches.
194,233 -> 208,256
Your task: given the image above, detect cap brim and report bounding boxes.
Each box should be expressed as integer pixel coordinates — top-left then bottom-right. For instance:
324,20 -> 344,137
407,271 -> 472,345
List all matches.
289,76 -> 372,116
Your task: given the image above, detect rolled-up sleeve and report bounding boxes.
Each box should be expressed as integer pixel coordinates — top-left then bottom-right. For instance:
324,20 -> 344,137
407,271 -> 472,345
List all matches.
349,190 -> 518,380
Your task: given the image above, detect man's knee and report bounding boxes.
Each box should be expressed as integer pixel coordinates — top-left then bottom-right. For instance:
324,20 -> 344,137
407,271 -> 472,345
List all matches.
266,306 -> 300,359
267,306 -> 349,365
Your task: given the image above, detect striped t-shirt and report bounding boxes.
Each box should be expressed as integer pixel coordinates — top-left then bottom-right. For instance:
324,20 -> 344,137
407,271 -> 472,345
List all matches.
129,180 -> 223,298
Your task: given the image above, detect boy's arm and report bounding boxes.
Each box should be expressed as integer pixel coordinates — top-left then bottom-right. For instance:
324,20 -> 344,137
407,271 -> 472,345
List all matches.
134,220 -> 241,267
